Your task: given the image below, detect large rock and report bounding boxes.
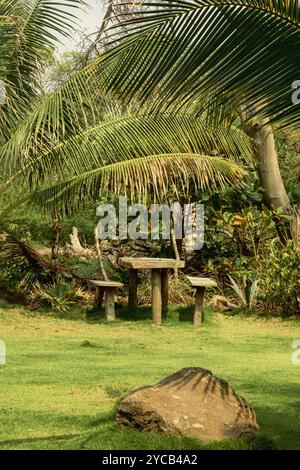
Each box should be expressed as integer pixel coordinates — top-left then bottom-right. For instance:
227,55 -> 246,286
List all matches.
116,368 -> 259,442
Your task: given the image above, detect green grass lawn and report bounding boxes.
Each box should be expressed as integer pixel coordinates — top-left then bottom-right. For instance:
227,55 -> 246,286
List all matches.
0,301 -> 299,450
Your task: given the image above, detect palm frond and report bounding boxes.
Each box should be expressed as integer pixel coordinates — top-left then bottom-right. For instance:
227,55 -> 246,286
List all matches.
0,233 -> 81,289
1,111 -> 250,217
0,0 -> 84,136
2,0 -> 299,178
32,152 -> 247,216
20,111 -> 254,184
0,233 -> 67,288
0,56 -> 105,177
2,0 -> 83,87
99,0 -> 300,128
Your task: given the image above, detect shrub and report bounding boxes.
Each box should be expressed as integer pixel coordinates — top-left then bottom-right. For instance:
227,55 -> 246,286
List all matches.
29,281 -> 87,312
258,241 -> 300,316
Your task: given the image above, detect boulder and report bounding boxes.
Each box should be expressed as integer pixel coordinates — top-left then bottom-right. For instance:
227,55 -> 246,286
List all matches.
116,367 -> 259,442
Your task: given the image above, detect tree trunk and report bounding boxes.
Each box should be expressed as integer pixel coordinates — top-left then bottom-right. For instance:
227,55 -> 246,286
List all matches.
251,122 -> 289,209
247,121 -> 300,248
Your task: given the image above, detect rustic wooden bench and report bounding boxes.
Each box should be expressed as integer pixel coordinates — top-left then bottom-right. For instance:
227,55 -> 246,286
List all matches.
89,280 -> 124,321
187,276 -> 218,326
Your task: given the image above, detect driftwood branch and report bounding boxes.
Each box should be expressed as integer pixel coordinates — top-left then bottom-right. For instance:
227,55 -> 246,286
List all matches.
94,228 -> 108,281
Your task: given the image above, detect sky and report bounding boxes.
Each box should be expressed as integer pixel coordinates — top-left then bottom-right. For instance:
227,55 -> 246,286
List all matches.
58,0 -> 105,54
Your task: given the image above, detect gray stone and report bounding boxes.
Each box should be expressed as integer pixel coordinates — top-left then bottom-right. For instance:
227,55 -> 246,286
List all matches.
116,367 -> 259,442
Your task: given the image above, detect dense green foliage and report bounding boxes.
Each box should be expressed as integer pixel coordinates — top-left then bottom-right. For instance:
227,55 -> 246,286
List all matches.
278,132 -> 300,205
258,242 -> 300,315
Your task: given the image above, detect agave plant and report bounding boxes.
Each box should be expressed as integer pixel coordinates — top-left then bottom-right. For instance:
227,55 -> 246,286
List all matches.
228,272 -> 259,308
29,281 -> 87,312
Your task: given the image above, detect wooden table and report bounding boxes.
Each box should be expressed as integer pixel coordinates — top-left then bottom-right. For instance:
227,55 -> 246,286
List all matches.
119,257 -> 185,325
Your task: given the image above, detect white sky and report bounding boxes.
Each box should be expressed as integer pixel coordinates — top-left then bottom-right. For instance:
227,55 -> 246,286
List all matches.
58,0 -> 105,54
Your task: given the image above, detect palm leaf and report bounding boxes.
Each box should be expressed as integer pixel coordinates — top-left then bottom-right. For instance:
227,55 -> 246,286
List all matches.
99,0 -> 300,128
0,56 -> 104,176
3,0 -> 298,178
18,111 -> 254,182
0,0 -> 84,138
0,233 -> 69,289
1,102 -> 249,225
2,0 -> 300,177
0,233 -> 89,291
32,152 -> 247,216
1,111 -> 251,216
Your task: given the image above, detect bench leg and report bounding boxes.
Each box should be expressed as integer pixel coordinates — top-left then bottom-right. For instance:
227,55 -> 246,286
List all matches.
94,287 -> 104,310
194,287 -> 205,326
128,269 -> 138,309
152,269 -> 162,325
161,268 -> 169,320
105,287 -> 116,321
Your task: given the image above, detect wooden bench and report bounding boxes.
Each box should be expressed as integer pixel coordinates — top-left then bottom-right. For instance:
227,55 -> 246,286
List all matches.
187,276 -> 218,326
89,280 -> 124,321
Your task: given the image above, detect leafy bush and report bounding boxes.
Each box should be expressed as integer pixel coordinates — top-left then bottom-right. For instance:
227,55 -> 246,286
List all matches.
200,205 -> 277,284
258,241 -> 300,316
192,202 -> 299,316
278,131 -> 300,206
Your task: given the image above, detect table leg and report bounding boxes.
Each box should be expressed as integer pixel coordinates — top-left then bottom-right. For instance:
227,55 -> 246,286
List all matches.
128,269 -> 138,308
105,287 -> 116,321
94,287 -> 104,310
152,269 -> 162,325
194,287 -> 205,326
161,268 -> 169,320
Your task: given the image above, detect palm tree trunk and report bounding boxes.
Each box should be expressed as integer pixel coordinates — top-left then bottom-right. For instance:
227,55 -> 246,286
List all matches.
247,121 -> 299,248
252,122 -> 289,209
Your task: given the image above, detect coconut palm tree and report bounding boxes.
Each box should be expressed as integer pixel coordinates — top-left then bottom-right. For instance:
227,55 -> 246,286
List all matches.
0,0 -> 250,220
1,0 -> 299,246
96,0 -> 300,243
96,0 -> 299,242
1,106 -> 251,217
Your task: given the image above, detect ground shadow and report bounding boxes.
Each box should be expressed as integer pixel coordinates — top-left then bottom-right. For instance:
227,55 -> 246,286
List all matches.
86,304 -> 198,324
86,305 -> 152,323
177,305 -> 194,322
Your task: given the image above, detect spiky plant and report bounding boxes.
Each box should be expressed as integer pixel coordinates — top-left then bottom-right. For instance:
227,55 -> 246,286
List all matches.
29,281 -> 87,312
